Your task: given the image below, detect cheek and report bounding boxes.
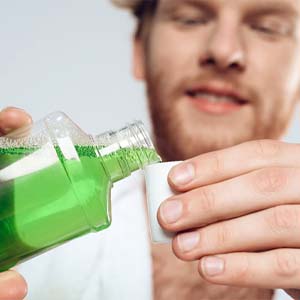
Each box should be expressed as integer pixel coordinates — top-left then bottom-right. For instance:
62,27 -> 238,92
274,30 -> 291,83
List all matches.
284,45 -> 300,99
248,38 -> 300,103
148,25 -> 204,80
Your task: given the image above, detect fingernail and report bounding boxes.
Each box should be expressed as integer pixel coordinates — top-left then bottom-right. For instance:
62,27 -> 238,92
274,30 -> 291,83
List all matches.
178,231 -> 200,252
202,256 -> 224,276
169,163 -> 195,186
160,200 -> 183,224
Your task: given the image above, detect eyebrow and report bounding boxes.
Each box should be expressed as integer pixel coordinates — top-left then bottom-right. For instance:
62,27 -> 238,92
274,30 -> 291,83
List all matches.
160,0 -> 299,17
244,1 -> 299,18
159,0 -> 214,13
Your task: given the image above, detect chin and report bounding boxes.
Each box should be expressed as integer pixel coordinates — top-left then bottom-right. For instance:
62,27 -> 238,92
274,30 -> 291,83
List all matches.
149,96 -> 259,160
154,121 -> 255,161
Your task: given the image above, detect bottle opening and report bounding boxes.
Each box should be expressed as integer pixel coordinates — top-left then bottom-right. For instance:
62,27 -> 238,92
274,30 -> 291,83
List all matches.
95,121 -> 161,182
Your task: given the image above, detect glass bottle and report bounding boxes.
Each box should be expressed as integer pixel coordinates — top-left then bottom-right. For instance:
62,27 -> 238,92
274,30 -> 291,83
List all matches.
0,111 -> 160,271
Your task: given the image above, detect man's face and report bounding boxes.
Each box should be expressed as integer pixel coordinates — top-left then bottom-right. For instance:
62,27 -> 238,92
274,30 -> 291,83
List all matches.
134,0 -> 300,160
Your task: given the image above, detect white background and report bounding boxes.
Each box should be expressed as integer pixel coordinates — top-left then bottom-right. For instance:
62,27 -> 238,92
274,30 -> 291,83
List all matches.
0,0 -> 149,134
0,0 -> 299,142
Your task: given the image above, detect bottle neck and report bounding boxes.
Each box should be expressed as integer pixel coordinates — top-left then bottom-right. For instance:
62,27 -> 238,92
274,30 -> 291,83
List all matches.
94,122 -> 161,183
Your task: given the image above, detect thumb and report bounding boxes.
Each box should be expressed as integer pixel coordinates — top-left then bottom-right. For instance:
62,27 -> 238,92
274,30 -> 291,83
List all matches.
0,270 -> 27,300
0,107 -> 32,136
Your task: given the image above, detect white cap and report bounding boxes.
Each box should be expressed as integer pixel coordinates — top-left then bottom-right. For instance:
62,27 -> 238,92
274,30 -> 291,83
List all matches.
144,161 -> 182,243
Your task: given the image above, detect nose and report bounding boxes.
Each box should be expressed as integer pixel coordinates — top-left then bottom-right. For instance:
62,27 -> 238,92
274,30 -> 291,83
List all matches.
200,17 -> 246,72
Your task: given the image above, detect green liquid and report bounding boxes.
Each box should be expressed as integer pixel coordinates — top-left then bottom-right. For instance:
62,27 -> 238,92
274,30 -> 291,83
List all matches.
0,145 -> 160,271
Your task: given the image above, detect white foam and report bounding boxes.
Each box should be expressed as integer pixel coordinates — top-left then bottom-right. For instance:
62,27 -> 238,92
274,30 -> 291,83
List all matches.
0,142 -> 58,182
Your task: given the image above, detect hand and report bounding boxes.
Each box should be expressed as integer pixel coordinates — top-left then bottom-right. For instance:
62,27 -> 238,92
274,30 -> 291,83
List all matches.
0,271 -> 27,300
158,140 -> 300,299
0,107 -> 32,300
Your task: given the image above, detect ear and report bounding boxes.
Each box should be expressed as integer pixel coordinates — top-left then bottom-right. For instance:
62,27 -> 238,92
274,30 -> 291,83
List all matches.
132,36 -> 146,80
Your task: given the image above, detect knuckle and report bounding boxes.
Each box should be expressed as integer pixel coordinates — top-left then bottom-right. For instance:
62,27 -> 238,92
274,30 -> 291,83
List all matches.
196,187 -> 217,213
274,250 -> 298,277
267,206 -> 299,233
209,151 -> 224,175
230,254 -> 250,282
253,168 -> 288,194
214,223 -> 231,247
253,140 -> 282,159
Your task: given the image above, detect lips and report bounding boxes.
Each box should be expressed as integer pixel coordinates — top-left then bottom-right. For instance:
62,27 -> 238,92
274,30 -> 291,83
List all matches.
185,83 -> 249,115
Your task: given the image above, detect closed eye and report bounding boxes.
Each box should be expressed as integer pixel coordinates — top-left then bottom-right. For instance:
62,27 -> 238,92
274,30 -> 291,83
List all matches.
176,17 -> 209,26
250,24 -> 278,34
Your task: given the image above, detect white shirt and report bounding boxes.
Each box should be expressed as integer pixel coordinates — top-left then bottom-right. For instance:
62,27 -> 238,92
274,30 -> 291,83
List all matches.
17,171 -> 292,300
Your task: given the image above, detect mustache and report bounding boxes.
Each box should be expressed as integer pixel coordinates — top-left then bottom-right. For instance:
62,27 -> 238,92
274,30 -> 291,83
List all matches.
175,72 -> 258,102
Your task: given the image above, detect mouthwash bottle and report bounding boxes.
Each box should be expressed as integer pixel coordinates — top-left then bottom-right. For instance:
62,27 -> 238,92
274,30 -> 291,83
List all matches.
0,111 -> 160,271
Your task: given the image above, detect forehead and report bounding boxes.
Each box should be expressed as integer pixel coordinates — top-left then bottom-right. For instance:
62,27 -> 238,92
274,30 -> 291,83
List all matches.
158,0 -> 300,15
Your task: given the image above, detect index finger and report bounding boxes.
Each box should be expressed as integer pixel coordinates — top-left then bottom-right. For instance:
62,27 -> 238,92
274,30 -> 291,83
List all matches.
0,107 -> 32,136
168,140 -> 300,192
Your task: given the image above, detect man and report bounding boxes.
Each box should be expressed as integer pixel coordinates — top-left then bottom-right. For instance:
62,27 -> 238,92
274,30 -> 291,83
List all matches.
1,0 -> 300,299
124,0 -> 300,299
